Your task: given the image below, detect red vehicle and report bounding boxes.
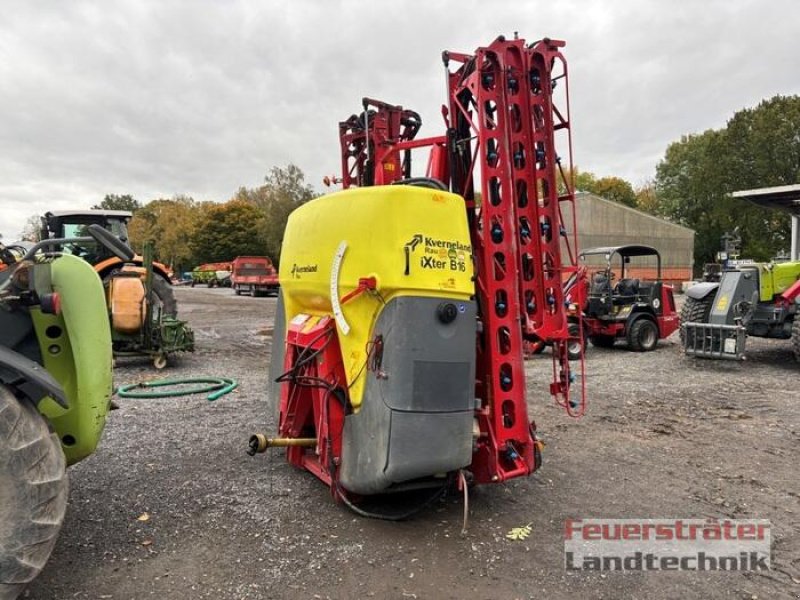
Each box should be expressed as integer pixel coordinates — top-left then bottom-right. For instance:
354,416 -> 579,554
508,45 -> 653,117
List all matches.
577,245 -> 680,351
231,256 -> 279,297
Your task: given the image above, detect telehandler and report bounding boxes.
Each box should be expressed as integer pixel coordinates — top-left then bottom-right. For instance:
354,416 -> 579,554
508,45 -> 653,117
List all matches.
682,258 -> 799,360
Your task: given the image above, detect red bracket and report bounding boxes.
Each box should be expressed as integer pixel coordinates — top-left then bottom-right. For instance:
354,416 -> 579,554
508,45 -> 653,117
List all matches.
340,277 -> 377,305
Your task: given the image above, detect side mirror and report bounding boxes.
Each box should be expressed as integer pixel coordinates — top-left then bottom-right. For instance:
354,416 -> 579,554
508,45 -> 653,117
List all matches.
87,224 -> 135,261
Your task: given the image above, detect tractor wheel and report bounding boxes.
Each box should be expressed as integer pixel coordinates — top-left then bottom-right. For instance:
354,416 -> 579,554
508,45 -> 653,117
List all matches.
628,319 -> 659,352
679,294 -> 714,343
151,275 -> 178,319
0,385 -> 68,600
792,318 -> 800,363
567,323 -> 584,361
589,335 -> 616,348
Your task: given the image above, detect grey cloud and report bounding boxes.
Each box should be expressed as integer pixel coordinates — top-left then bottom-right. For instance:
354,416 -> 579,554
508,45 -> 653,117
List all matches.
1,0 -> 798,237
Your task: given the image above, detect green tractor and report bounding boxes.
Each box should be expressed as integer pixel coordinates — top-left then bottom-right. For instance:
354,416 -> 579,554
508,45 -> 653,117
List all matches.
682,259 -> 800,360
39,210 -> 194,368
0,225 -> 120,598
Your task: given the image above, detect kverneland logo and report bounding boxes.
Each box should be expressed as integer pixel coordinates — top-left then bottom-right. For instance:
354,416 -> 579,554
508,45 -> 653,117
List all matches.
290,263 -> 318,278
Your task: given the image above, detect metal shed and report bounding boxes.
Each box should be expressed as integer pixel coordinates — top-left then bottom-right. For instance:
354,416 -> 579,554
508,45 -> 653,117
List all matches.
562,192 -> 695,287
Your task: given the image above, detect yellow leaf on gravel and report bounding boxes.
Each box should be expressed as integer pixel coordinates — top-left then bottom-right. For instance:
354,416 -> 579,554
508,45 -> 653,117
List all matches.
137,513 -> 150,522
506,524 -> 532,541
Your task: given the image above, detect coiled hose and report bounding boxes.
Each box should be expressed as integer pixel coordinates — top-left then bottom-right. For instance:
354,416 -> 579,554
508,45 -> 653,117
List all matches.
117,377 -> 238,401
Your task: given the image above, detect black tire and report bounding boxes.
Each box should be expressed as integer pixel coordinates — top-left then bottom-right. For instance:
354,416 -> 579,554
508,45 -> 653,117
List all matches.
151,275 -> 178,318
628,318 -> 659,352
792,317 -> 800,363
567,323 -> 584,361
589,335 -> 616,348
679,294 -> 714,343
0,385 -> 68,599
234,286 -> 241,296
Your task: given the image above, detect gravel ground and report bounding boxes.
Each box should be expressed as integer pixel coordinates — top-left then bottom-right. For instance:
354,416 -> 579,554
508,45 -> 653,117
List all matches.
26,286 -> 800,599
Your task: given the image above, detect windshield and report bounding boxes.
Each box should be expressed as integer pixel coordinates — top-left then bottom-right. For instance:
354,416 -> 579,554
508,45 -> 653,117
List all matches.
56,217 -> 129,261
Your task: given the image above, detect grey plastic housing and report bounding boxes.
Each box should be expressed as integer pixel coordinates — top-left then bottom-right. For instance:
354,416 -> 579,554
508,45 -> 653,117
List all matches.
339,296 -> 477,495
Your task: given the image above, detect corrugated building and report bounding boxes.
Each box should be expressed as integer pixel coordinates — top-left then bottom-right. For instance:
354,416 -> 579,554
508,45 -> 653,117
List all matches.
562,192 -> 695,287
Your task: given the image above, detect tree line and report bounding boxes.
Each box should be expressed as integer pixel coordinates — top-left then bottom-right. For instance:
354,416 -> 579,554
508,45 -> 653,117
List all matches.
572,94 -> 798,268
104,165 -> 316,274
652,95 -> 798,265
16,95 -> 798,273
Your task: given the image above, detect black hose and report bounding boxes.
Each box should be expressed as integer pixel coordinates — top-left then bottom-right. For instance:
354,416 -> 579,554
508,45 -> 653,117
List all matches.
335,479 -> 450,522
394,177 -> 448,191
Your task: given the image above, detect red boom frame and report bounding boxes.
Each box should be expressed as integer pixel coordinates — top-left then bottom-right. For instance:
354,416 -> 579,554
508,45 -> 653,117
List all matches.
295,35 -> 586,495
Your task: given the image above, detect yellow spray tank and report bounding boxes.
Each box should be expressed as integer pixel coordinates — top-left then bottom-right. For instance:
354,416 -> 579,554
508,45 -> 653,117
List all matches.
270,184 -> 478,495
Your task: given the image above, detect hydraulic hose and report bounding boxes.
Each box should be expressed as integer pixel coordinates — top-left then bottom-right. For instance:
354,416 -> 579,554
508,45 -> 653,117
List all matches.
117,377 -> 238,401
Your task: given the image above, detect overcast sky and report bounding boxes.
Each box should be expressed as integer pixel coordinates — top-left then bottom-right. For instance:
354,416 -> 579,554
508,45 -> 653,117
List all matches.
1,0 -> 798,238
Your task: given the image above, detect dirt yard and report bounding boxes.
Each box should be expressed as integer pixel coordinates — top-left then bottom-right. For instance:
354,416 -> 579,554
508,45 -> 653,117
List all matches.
27,286 -> 800,599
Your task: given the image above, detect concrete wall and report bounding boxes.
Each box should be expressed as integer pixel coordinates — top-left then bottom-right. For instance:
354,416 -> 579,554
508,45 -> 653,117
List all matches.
561,193 -> 695,286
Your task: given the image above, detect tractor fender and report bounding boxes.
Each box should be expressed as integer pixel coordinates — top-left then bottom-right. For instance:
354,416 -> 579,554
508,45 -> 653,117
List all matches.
686,281 -> 719,301
0,346 -> 68,409
94,256 -> 173,283
627,309 -> 657,327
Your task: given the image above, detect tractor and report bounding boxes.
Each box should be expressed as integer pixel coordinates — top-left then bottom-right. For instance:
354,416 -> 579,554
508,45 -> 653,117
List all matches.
0,225 -> 118,599
39,210 -> 193,368
578,245 -> 680,351
40,210 -> 176,315
681,258 -> 800,360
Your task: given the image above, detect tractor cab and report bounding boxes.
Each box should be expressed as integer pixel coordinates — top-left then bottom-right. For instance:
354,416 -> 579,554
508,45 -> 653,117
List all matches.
41,210 -> 132,264
579,245 -> 679,351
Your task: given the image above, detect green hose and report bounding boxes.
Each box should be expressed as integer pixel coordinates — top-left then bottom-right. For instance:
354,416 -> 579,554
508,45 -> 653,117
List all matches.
117,377 -> 238,401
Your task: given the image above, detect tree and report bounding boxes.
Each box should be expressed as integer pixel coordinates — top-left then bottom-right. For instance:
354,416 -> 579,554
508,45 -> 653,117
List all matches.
633,181 -> 662,215
128,196 -> 204,272
592,176 -> 637,208
190,200 -> 267,264
19,215 -> 42,242
655,95 -> 799,267
574,170 -> 637,207
234,164 -> 317,265
93,194 -> 141,212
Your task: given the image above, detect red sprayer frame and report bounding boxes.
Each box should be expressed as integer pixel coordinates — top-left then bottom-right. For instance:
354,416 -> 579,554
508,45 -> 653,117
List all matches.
291,35 -> 586,494
441,37 -> 586,484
